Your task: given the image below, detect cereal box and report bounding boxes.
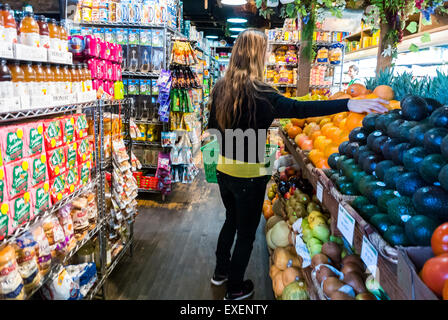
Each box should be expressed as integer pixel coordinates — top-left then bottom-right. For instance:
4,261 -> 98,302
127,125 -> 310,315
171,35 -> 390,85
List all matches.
66,143 -> 78,170
0,125 -> 24,164
5,158 -> 30,200
47,147 -> 67,180
30,182 -> 51,218
74,114 -> 89,140
43,119 -> 64,151
30,153 -> 48,187
24,122 -> 45,157
49,173 -> 67,204
60,115 -> 76,145
77,138 -> 92,164
79,161 -> 91,187
66,167 -> 80,194
9,191 -> 33,231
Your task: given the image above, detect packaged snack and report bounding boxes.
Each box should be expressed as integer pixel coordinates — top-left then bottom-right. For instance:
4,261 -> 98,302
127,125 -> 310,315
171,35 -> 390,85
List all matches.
66,263 -> 97,299
14,232 -> 41,294
0,204 -> 12,240
23,122 -> 45,157
0,167 -> 6,203
71,198 -> 89,239
77,138 -> 92,165
30,182 -> 51,218
9,192 -> 33,232
66,167 -> 80,195
5,159 -> 30,200
42,215 -> 67,259
66,143 -> 78,171
49,173 -> 67,204
86,193 -> 97,226
42,267 -> 80,300
0,125 -> 24,164
74,114 -> 89,140
43,119 -> 64,151
57,204 -> 76,252
60,116 -> 76,145
47,147 -> 66,180
0,245 -> 25,300
29,154 -> 48,187
30,223 -> 52,275
78,161 -> 91,187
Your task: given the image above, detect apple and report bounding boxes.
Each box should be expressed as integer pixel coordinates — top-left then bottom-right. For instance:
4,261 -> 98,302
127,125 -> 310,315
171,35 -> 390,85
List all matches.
284,192 -> 291,200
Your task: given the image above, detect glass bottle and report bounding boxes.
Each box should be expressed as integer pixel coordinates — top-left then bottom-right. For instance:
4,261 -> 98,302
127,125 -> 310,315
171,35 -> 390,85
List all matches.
0,4 -> 17,45
8,62 -> 25,98
37,16 -> 50,49
0,59 -> 13,100
0,6 -> 4,43
48,18 -> 60,51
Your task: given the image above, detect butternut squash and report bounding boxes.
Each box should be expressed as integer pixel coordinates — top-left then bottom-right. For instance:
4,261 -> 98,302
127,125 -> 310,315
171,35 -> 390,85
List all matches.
282,267 -> 301,287
273,247 -> 302,270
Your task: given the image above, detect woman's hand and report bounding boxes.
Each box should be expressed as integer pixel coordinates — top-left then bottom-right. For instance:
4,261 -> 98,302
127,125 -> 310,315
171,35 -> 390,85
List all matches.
348,98 -> 390,114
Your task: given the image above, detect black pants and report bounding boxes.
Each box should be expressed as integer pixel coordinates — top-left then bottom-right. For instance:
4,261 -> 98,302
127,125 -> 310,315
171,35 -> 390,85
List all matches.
215,170 -> 270,292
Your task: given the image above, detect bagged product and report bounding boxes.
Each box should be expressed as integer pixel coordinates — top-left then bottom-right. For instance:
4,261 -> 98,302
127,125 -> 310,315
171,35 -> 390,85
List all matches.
49,173 -> 68,204
0,125 -> 24,164
42,215 -> 67,259
71,198 -> 89,239
76,138 -> 92,165
0,166 -> 6,203
43,119 -> 64,151
66,167 -> 80,195
57,204 -> 76,252
47,147 -> 67,180
60,116 -> 76,145
23,122 -> 45,157
74,114 -> 89,140
9,192 -> 33,232
29,154 -> 48,187
41,267 -> 80,300
66,143 -> 78,171
0,203 -> 12,240
14,232 -> 41,294
5,159 -> 30,200
66,263 -> 97,298
78,161 -> 91,188
86,193 -> 97,226
30,182 -> 51,218
0,245 -> 25,300
31,223 -> 52,275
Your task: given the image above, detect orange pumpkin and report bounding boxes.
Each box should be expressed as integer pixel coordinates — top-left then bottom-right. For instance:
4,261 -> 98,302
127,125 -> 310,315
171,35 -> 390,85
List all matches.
346,84 -> 368,97
288,126 -> 302,139
373,85 -> 395,101
345,112 -> 366,132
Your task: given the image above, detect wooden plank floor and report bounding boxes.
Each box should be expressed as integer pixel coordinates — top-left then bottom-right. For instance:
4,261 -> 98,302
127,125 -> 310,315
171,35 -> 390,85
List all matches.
105,170 -> 274,300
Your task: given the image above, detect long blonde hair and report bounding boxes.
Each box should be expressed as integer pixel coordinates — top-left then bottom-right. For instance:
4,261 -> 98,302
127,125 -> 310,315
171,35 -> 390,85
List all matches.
213,29 -> 275,130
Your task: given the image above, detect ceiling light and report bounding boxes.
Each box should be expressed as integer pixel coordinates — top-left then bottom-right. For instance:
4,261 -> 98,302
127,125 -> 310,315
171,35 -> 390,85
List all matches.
221,0 -> 247,5
206,35 -> 218,39
227,18 -> 247,23
229,27 -> 246,32
231,35 -> 238,38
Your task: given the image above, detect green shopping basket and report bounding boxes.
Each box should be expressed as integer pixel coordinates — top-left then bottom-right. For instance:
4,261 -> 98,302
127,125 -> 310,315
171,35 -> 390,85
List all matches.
201,139 -> 278,184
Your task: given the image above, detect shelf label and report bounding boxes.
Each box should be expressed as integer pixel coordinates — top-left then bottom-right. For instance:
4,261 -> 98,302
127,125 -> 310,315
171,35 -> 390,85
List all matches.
48,50 -> 73,64
0,97 -> 21,113
30,95 -> 52,109
361,236 -> 379,278
14,43 -> 47,62
316,182 -> 324,203
0,41 -> 14,59
76,91 -> 97,104
295,235 -> 311,268
337,203 -> 355,246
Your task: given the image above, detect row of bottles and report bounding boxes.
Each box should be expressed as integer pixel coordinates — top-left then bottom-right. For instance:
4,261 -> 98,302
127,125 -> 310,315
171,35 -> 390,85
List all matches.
0,3 -> 68,51
0,60 -> 93,100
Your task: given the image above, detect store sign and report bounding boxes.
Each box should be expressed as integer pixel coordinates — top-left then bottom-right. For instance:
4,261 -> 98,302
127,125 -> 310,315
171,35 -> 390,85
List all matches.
295,235 -> 311,268
361,236 -> 379,278
316,182 -> 323,203
337,204 -> 355,246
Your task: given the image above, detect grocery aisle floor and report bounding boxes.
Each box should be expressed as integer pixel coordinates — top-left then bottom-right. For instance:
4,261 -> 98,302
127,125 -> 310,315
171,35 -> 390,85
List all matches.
106,161 -> 274,300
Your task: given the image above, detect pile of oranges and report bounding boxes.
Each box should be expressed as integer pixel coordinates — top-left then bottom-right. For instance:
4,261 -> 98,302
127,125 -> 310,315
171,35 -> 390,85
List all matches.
282,84 -> 400,170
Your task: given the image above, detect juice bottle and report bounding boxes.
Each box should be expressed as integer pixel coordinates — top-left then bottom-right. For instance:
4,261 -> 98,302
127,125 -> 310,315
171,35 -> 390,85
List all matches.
0,60 -> 13,100
21,63 -> 37,97
48,18 -> 60,51
83,63 -> 92,92
75,64 -> 83,94
43,64 -> 54,96
58,21 -> 68,52
8,62 -> 26,98
78,64 -> 86,92
70,65 -> 80,94
1,4 -> 18,45
51,65 -> 63,95
32,63 -> 46,96
62,65 -> 72,94
0,7 -> 4,42
37,16 -> 50,49
19,12 -> 40,48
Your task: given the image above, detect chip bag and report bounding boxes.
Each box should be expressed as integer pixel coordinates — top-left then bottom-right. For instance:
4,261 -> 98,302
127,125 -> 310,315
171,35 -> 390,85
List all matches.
0,125 -> 25,164
5,159 -> 30,200
43,119 -> 64,151
47,147 -> 67,180
30,182 -> 51,218
60,115 -> 76,145
23,122 -> 45,157
74,114 -> 89,140
29,154 -> 48,187
49,173 -> 67,204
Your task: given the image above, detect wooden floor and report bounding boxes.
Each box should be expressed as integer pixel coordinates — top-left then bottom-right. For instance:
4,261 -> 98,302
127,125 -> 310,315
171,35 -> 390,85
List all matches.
106,169 -> 274,300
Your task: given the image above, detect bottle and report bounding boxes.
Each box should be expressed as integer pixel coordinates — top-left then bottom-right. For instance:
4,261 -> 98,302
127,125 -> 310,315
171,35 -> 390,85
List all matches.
83,63 -> 92,92
51,65 -> 63,95
21,63 -> 37,97
76,64 -> 85,94
43,64 -> 54,96
0,6 -> 4,43
58,21 -> 68,52
48,18 -> 60,51
62,65 -> 72,94
8,62 -> 26,98
19,12 -> 40,47
0,60 -> 13,100
37,16 -> 50,49
32,63 -> 46,96
22,4 -> 34,15
1,4 -> 18,45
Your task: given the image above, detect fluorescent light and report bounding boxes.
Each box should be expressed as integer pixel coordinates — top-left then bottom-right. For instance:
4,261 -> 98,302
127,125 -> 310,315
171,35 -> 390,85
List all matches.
206,35 -> 218,39
221,0 -> 247,5
229,27 -> 246,32
227,18 -> 247,23
231,35 -> 238,38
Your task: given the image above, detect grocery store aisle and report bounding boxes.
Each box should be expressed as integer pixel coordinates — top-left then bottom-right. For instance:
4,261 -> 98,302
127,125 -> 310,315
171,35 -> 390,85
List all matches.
106,168 -> 274,300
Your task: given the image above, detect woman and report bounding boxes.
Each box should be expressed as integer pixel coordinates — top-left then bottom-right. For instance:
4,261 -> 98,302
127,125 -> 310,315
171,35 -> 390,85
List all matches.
347,64 -> 362,87
207,29 -> 388,300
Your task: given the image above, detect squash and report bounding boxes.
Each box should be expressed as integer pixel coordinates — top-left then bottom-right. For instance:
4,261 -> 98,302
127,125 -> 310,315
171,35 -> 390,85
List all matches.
269,264 -> 282,279
270,221 -> 290,248
265,215 -> 284,234
282,281 -> 309,300
266,228 -> 277,250
282,267 -> 301,287
272,270 -> 285,298
273,247 -> 302,270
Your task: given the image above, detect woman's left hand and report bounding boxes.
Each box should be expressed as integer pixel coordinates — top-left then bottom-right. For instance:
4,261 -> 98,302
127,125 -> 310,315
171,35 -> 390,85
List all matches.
347,98 -> 390,114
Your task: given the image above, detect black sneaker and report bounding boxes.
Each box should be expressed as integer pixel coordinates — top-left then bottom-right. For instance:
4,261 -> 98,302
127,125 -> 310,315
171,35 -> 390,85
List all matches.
224,280 -> 254,300
211,273 -> 228,286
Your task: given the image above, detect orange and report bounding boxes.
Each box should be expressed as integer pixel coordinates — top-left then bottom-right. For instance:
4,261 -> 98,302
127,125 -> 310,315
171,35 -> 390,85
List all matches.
321,123 -> 335,137
329,128 -> 343,142
332,113 -> 348,127
313,136 -> 327,151
309,149 -> 324,164
310,130 -> 322,142
389,100 -> 401,109
318,138 -> 333,152
324,143 -> 339,158
346,83 -> 368,97
316,158 -> 330,170
373,85 -> 395,101
288,126 -> 302,139
336,131 -> 350,145
338,118 -> 347,131
345,112 -> 365,132
284,122 -> 293,132
300,139 -> 313,151
319,118 -> 332,127
294,133 -> 308,147
291,118 -> 305,127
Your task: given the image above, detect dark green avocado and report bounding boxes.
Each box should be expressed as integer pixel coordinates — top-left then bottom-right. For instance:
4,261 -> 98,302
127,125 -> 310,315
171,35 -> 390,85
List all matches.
375,160 -> 395,181
370,214 -> 393,234
383,225 -> 410,246
383,166 -> 406,190
377,189 -> 399,213
387,196 -> 418,226
402,147 -> 427,172
419,154 -> 447,184
412,186 -> 448,220
401,95 -> 429,121
409,123 -> 432,147
429,106 -> 448,128
362,113 -> 380,133
352,196 -> 370,211
405,215 -> 439,246
423,127 -> 448,154
387,119 -> 406,138
396,172 -> 427,197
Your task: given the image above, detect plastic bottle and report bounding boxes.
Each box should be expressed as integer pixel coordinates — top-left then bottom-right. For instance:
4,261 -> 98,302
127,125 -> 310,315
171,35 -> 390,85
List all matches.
19,12 -> 40,47
8,62 -> 26,98
0,7 -> 4,43
43,64 -> 54,96
0,60 -> 13,100
32,63 -> 46,96
48,18 -> 60,51
62,65 -> 72,94
58,21 -> 68,52
21,63 -> 37,97
76,64 -> 85,94
83,63 -> 92,92
51,65 -> 63,95
1,4 -> 18,45
37,16 -> 50,49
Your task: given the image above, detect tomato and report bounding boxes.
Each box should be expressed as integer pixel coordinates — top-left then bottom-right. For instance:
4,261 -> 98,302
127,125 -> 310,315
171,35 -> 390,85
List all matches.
431,223 -> 448,256
444,280 -> 448,300
421,253 -> 448,297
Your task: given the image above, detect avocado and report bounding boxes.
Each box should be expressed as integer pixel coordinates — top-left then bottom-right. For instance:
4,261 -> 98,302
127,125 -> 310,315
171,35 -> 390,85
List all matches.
370,214 -> 393,233
349,127 -> 369,145
323,169 -> 337,178
377,189 -> 399,212
383,166 -> 406,189
371,136 -> 391,155
344,164 -> 362,182
330,172 -> 341,183
336,155 -> 348,171
353,145 -> 369,163
375,113 -> 401,132
409,123 -> 432,147
401,95 -> 429,121
338,141 -> 350,155
388,196 -> 417,226
328,153 -> 341,170
398,121 -> 418,141
345,142 -> 360,158
340,158 -> 356,172
402,147 -> 427,172
423,127 -> 448,154
336,176 -> 351,190
387,119 -> 406,138
359,204 -> 381,220
412,186 -> 448,220
438,164 -> 448,192
424,98 -> 443,114
340,183 -> 358,196
352,196 -> 370,211
405,215 -> 439,246
352,171 -> 368,192
357,150 -> 375,167
419,154 -> 447,184
391,142 -> 411,165
367,130 -> 385,149
362,113 -> 380,132
364,181 -> 387,204
375,160 -> 395,181
357,175 -> 377,196
429,106 -> 448,128
396,172 -> 427,197
441,135 -> 448,159
362,154 -> 384,175
382,138 -> 403,160
383,225 -> 410,246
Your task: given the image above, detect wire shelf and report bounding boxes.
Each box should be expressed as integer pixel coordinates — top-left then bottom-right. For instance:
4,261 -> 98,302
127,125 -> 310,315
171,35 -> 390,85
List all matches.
122,71 -> 160,78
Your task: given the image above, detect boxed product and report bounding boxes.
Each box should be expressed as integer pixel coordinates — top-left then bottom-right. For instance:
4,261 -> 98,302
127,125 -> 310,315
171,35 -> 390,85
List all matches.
9,192 -> 33,232
30,154 -> 48,187
139,29 -> 152,73
5,158 -> 30,200
0,203 -> 12,240
78,161 -> 91,187
0,167 -> 5,203
47,147 -> 67,180
49,173 -> 68,204
43,119 -> 64,151
74,114 -> 89,140
127,44 -> 139,72
128,29 -> 140,46
23,122 -> 45,157
66,143 -> 78,170
0,245 -> 25,300
128,79 -> 140,95
77,138 -> 92,165
0,125 -> 24,164
30,182 -> 51,218
60,116 -> 76,145
139,79 -> 152,96
66,167 -> 80,194
104,28 -> 116,44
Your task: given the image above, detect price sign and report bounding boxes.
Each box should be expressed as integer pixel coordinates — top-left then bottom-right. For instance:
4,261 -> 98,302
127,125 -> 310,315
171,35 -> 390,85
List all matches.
295,235 -> 311,268
361,236 -> 379,278
337,204 -> 355,246
316,182 -> 323,203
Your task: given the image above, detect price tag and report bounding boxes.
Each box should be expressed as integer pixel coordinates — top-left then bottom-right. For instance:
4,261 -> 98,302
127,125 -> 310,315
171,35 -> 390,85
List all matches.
337,203 -> 355,246
361,236 -> 379,278
295,235 -> 311,268
0,41 -> 14,59
292,217 -> 302,234
316,182 -> 324,203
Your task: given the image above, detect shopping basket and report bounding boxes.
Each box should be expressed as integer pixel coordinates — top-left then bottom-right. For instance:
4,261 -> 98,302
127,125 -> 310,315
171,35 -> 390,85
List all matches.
201,139 -> 278,184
